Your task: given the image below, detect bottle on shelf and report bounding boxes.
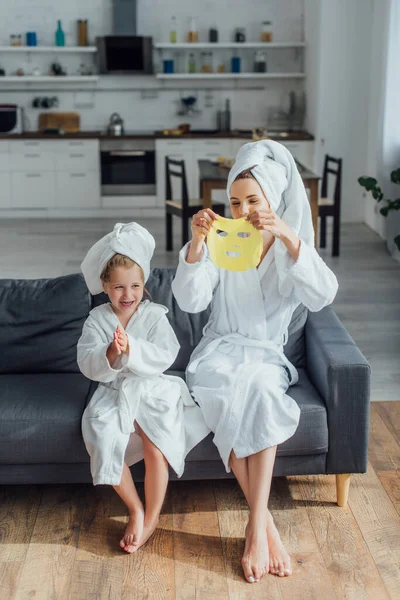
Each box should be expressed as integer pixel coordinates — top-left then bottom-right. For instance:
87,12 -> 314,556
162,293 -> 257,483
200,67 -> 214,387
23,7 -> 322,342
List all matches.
254,50 -> 267,72
188,17 -> 198,43
170,16 -> 177,43
234,27 -> 246,43
55,20 -> 65,47
261,21 -> 273,42
209,26 -> 218,43
188,53 -> 196,73
77,20 -> 88,46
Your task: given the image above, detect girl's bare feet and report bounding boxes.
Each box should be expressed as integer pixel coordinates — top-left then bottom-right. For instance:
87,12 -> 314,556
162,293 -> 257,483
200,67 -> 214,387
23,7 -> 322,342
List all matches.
266,511 -> 292,576
135,517 -> 159,550
120,507 -> 144,553
241,519 -> 269,583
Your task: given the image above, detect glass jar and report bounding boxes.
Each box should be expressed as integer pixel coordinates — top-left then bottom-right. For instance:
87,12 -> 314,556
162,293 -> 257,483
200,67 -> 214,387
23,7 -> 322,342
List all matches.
201,52 -> 212,73
235,27 -> 246,43
261,21 -> 273,42
209,27 -> 218,43
188,17 -> 198,43
188,53 -> 196,73
254,50 -> 267,72
170,16 -> 177,43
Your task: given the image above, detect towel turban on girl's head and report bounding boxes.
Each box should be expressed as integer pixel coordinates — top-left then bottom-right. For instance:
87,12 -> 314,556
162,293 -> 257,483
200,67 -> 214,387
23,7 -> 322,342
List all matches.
81,222 -> 155,295
227,140 -> 315,296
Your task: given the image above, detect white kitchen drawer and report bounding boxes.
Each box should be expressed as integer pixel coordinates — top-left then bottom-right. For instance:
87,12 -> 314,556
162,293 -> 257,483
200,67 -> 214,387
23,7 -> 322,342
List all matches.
10,150 -> 55,172
54,150 -> 99,171
9,140 -> 56,153
280,141 -> 315,170
56,171 -> 100,208
0,151 -> 10,172
0,172 -> 12,208
12,171 -> 56,208
192,139 -> 232,156
0,141 -> 9,154
55,139 -> 99,153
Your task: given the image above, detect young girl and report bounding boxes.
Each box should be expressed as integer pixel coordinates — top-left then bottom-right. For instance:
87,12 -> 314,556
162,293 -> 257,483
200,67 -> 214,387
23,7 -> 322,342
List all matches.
78,222 -> 208,553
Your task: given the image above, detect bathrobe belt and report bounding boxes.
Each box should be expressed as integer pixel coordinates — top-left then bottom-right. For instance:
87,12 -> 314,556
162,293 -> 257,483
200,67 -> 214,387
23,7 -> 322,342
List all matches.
187,332 -> 298,385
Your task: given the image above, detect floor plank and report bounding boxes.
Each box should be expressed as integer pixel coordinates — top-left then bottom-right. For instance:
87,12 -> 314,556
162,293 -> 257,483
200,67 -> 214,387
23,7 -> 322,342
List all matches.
14,485 -> 85,600
290,474 -> 390,600
348,465 -> 400,599
369,403 -> 400,472
171,480 -> 229,600
377,471 -> 400,518
0,486 -> 42,600
68,485 -> 124,600
374,402 -> 400,445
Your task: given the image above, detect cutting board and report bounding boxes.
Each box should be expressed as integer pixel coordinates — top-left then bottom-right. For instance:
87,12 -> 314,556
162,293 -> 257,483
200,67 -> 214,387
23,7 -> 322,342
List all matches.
38,112 -> 80,133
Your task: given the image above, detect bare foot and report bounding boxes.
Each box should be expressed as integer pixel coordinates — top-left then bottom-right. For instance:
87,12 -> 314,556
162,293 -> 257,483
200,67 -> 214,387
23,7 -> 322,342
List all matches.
134,517 -> 159,551
241,519 -> 269,583
267,511 -> 292,577
120,507 -> 144,553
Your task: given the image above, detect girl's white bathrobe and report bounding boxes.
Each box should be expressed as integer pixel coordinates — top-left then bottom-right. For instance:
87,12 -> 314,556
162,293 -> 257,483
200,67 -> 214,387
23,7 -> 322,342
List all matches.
77,299 -> 209,485
172,240 -> 338,471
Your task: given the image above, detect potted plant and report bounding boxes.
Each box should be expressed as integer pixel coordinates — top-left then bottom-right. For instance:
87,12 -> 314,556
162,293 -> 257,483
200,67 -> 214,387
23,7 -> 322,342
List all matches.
358,168 -> 400,251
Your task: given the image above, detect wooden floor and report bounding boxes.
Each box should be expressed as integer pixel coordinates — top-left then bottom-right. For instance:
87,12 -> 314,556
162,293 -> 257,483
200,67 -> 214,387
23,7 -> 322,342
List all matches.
0,401 -> 399,600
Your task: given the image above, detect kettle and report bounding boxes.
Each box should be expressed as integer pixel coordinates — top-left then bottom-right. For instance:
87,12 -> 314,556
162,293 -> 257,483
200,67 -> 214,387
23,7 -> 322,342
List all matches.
107,112 -> 124,136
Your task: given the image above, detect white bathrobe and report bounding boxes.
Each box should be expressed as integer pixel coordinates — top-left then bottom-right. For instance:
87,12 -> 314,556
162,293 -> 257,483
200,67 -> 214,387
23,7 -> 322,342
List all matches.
172,240 -> 338,471
77,299 -> 209,485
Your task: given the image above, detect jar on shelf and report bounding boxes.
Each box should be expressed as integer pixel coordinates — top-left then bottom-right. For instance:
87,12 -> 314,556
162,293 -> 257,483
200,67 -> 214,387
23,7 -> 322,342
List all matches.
209,26 -> 218,43
170,16 -> 177,43
188,17 -> 198,43
201,52 -> 213,73
235,27 -> 246,43
77,20 -> 88,46
188,53 -> 196,73
254,50 -> 267,73
261,21 -> 273,42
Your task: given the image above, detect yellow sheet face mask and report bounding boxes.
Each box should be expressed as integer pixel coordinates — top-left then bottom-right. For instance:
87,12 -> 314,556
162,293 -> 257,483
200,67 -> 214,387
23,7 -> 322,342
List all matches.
207,217 -> 263,271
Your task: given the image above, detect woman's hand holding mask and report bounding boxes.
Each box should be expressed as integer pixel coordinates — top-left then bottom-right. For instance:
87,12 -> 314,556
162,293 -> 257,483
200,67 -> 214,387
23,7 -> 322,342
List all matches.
246,208 -> 301,261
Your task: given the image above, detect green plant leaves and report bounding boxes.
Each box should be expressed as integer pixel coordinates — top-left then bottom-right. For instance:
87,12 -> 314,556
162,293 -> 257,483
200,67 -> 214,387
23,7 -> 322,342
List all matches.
391,168 -> 400,184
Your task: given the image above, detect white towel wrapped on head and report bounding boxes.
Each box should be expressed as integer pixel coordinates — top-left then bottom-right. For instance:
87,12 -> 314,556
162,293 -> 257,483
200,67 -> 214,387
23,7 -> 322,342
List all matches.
227,139 -> 314,296
81,222 -> 155,295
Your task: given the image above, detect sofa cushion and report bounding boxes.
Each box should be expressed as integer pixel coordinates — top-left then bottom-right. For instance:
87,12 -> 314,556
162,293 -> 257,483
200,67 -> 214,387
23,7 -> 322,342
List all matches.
0,274 -> 90,374
93,267 -> 307,370
167,368 -> 328,461
0,373 -> 92,463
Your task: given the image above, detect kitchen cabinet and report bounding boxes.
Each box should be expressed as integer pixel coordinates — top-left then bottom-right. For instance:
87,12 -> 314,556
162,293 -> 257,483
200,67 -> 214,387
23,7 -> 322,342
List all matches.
192,139 -> 232,204
3,139 -> 100,211
12,171 -> 56,209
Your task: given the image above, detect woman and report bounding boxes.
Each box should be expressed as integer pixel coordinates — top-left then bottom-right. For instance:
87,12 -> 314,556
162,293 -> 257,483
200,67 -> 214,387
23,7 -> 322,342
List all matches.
172,140 -> 338,583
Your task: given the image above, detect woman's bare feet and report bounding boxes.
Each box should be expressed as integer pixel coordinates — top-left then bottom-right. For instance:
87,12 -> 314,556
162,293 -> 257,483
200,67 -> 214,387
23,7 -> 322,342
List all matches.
266,511 -> 292,576
241,519 -> 270,583
120,507 -> 144,553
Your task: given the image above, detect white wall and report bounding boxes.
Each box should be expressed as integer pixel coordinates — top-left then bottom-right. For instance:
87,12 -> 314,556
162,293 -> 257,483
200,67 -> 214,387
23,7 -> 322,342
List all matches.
0,0 -> 306,133
305,0 -> 373,223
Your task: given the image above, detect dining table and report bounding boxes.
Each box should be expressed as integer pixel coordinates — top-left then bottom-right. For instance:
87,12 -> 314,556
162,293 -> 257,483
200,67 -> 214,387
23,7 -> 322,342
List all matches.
198,159 -> 320,245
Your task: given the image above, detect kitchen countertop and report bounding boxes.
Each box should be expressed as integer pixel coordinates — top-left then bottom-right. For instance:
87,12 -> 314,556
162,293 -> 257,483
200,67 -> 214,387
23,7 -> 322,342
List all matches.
0,130 -> 315,141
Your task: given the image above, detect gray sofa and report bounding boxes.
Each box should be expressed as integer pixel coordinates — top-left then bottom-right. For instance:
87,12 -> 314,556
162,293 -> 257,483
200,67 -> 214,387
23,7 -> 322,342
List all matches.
0,269 -> 370,505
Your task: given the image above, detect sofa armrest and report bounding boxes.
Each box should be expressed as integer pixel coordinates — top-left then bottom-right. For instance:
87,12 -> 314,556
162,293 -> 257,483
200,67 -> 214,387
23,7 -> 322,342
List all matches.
305,306 -> 371,474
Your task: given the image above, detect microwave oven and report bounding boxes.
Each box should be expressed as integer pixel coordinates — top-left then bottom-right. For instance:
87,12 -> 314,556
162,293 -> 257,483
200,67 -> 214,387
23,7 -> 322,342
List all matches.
96,36 -> 153,74
0,105 -> 24,134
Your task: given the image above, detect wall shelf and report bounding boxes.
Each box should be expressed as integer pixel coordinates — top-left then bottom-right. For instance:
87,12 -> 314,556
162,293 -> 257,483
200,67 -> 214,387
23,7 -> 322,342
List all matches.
0,76 -> 98,83
154,42 -> 305,49
156,73 -> 305,80
0,46 -> 97,53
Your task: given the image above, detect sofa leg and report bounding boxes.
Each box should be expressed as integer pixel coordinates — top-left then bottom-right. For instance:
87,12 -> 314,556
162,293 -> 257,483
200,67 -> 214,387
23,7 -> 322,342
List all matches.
336,474 -> 351,507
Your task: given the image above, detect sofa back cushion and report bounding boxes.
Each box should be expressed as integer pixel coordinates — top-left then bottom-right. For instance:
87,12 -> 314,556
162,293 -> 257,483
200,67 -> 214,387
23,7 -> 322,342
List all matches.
93,267 -> 307,370
0,274 -> 90,373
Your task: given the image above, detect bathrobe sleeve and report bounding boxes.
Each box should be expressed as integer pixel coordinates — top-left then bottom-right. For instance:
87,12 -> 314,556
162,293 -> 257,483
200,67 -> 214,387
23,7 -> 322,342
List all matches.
77,317 -> 125,382
120,313 -> 180,377
172,241 -> 220,313
282,240 -> 339,311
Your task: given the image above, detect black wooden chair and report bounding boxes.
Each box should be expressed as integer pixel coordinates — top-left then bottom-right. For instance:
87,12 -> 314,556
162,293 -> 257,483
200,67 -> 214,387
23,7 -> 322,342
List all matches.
319,155 -> 343,257
165,156 -> 226,250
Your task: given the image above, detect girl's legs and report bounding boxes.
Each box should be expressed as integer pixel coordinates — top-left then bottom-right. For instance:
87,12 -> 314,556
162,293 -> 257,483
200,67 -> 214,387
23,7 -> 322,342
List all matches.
113,462 -> 145,553
229,448 -> 292,580
135,423 -> 169,549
